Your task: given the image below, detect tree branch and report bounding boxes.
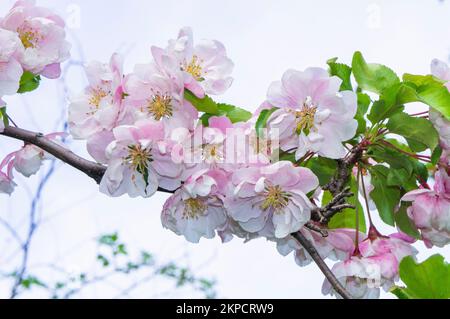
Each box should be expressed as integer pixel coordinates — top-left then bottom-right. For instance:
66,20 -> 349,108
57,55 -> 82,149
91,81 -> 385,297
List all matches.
0,126 -> 173,194
291,231 -> 352,299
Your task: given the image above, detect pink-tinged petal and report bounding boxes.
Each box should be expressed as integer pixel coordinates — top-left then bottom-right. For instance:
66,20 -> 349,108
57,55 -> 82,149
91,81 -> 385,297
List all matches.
208,116 -> 233,135
40,63 -> 61,79
86,130 -> 115,164
431,59 -> 450,82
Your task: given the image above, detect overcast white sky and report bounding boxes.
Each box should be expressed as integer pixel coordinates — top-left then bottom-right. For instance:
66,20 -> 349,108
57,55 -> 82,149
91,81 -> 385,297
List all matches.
1,0 -> 450,299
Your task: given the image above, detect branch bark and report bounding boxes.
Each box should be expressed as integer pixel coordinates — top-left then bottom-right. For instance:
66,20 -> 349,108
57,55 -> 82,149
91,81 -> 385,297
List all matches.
291,231 -> 352,299
1,126 -> 106,183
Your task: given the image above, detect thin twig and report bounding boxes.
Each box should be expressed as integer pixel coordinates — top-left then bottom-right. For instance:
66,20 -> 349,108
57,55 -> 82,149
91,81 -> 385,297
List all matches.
291,231 -> 352,299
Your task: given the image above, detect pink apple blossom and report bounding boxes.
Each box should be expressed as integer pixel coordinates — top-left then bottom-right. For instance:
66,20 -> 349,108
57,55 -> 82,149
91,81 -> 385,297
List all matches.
322,256 -> 384,299
402,169 -> 450,247
429,109 -> 450,150
152,27 -> 234,98
431,58 -> 450,90
265,68 -> 358,159
429,59 -> 450,150
99,120 -> 182,198
123,62 -> 198,133
69,54 -> 124,140
359,233 -> 417,285
324,232 -> 417,299
0,151 -> 17,195
161,169 -> 228,243
0,28 -> 23,96
1,0 -> 70,78
224,161 -> 319,238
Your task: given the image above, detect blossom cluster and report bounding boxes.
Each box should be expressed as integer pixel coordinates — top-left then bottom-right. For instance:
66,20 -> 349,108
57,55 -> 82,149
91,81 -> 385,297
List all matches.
0,0 -> 69,193
0,0 -> 70,104
1,0 -> 450,300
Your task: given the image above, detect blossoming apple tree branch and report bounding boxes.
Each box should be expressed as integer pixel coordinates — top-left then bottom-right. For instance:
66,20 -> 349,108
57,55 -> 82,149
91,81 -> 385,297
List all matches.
2,1 -> 450,300
0,123 -> 355,298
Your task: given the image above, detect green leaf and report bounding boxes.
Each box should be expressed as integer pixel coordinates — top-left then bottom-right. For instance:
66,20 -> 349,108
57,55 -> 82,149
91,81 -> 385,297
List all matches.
402,74 -> 450,120
369,165 -> 401,226
394,255 -> 450,299
431,145 -> 443,165
255,107 -> 278,137
21,276 -> 47,289
387,112 -> 439,152
352,51 -> 400,94
326,176 -> 366,232
305,157 -> 337,186
200,103 -> 252,126
390,286 -> 414,299
18,71 -> 41,94
327,58 -> 353,91
367,84 -> 406,124
0,107 -> 8,127
394,203 -> 420,239
355,93 -> 370,134
218,103 -> 252,123
99,232 -> 119,246
184,90 -> 220,114
387,168 -> 410,187
368,144 -> 413,175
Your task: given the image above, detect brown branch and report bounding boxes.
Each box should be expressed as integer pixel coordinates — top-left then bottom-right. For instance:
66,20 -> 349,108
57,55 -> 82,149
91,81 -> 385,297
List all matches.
0,126 -> 173,194
291,231 -> 352,299
324,143 -> 365,196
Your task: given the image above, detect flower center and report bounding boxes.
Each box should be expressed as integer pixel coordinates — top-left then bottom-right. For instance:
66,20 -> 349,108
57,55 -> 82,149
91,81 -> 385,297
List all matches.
183,198 -> 207,219
181,55 -> 204,80
88,88 -> 109,109
202,144 -> 223,163
147,94 -> 173,120
124,144 -> 152,175
261,185 -> 290,212
17,25 -> 42,49
294,98 -> 317,135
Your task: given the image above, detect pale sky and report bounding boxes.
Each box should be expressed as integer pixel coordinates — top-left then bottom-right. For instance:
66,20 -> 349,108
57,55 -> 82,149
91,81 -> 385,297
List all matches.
1,0 -> 450,298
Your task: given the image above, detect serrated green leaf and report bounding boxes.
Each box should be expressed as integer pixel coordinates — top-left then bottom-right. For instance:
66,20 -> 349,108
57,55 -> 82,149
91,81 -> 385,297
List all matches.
18,71 -> 41,94
395,255 -> 450,299
352,51 -> 400,94
327,59 -> 353,91
431,145 -> 443,165
217,103 -> 252,123
394,203 -> 420,239
368,144 -> 413,175
184,90 -> 220,114
402,74 -> 450,120
387,112 -> 439,152
369,165 -> 401,226
387,168 -> 410,186
200,103 -> 252,126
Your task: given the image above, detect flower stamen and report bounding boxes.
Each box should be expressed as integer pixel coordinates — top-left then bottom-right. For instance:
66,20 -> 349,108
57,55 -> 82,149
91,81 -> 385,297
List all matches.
183,198 -> 207,219
181,55 -> 204,80
261,185 -> 290,212
147,94 -> 173,120
124,144 -> 152,175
